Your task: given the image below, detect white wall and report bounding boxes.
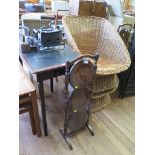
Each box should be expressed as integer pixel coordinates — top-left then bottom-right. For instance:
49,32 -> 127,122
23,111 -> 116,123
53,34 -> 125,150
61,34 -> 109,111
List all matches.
51,0 -> 69,11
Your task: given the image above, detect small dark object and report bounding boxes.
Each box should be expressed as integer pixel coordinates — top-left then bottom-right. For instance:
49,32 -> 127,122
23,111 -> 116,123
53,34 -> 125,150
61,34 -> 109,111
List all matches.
40,15 -> 55,21
20,42 -> 30,53
117,24 -> 133,48
59,53 -> 99,150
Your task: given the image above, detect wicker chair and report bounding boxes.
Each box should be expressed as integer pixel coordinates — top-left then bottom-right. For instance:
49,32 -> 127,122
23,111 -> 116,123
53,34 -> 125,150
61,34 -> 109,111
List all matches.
62,16 -> 131,112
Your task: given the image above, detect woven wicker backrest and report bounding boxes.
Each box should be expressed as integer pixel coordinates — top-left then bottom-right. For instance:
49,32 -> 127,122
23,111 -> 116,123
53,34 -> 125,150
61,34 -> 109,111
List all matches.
63,16 -> 131,75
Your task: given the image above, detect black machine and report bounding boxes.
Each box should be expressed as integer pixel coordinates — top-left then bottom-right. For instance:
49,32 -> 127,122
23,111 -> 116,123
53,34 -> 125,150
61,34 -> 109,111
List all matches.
37,28 -> 64,48
36,15 -> 65,50
19,15 -> 65,51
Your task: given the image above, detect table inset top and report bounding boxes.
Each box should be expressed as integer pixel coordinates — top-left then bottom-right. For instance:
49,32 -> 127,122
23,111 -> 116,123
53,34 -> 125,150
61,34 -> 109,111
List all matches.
20,46 -> 80,74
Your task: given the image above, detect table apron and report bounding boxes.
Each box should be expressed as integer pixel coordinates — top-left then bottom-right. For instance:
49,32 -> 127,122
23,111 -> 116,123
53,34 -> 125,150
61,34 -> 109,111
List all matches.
36,68 -> 65,82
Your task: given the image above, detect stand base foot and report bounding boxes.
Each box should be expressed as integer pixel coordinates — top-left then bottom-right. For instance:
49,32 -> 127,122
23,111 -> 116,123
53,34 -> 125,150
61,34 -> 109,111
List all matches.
59,129 -> 73,150
86,123 -> 94,136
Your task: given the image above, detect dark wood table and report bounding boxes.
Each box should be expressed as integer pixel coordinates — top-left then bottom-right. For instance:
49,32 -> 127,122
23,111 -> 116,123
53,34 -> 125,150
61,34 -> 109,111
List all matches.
19,46 -> 79,136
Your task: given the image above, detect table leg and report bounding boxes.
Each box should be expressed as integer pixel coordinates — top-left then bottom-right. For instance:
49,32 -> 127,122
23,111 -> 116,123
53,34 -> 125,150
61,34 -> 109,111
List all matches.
50,78 -> 53,92
56,77 -> 58,82
19,56 -> 23,65
38,81 -> 48,136
29,105 -> 36,135
31,91 -> 42,137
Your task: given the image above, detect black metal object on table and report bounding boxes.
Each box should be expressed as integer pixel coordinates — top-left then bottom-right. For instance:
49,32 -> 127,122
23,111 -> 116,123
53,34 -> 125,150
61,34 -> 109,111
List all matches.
37,28 -> 65,50
20,15 -> 65,51
19,46 -> 80,136
36,15 -> 65,50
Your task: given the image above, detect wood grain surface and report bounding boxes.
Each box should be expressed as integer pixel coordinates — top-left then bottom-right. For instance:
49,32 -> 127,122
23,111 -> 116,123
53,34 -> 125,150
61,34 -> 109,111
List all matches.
19,63 -> 35,96
19,76 -> 135,155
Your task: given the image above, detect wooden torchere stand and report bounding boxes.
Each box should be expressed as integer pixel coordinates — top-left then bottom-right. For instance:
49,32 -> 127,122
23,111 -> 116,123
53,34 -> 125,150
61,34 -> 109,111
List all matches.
59,53 -> 99,150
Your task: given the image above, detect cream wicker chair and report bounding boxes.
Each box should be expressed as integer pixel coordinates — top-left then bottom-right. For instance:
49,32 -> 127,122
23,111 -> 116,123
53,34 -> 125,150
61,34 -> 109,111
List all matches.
62,16 -> 131,112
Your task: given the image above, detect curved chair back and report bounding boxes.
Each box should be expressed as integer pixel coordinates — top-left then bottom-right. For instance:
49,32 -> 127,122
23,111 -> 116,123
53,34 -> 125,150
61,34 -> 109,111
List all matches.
117,23 -> 133,48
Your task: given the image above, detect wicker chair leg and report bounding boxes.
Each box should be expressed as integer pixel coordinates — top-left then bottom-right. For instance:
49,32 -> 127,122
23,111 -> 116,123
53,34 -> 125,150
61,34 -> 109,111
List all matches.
56,77 -> 58,82
119,87 -> 125,99
50,78 -> 53,92
119,63 -> 134,99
